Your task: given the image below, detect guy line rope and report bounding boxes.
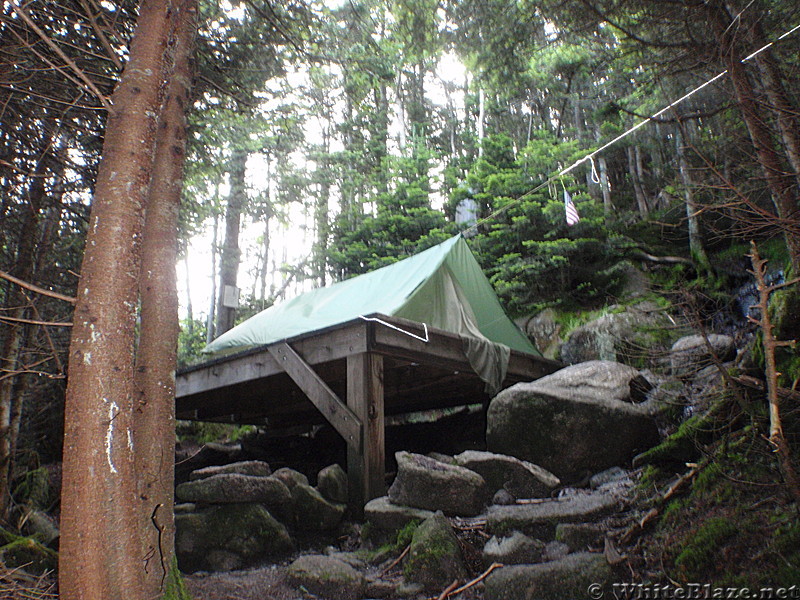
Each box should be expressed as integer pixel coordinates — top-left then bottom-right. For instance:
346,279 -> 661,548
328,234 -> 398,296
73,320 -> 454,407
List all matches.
464,20 -> 800,234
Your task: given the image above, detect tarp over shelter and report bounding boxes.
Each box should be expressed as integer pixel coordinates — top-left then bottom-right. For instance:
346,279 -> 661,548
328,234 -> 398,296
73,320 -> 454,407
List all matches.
205,235 -> 539,393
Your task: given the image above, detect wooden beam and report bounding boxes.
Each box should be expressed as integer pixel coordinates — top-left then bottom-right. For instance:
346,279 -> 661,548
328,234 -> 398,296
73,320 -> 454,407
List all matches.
177,322 -> 370,400
267,342 -> 362,447
347,353 -> 385,515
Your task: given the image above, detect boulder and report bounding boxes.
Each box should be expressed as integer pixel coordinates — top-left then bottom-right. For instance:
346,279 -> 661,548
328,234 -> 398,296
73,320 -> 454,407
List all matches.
365,496 -> 434,532
484,552 -> 612,600
287,554 -> 366,600
541,540 -> 570,562
175,473 -> 292,506
271,467 -> 309,489
317,464 -> 348,504
555,523 -> 603,551
670,334 -> 736,376
175,503 -> 293,573
189,460 -> 271,480
520,309 -> 562,360
493,489 -> 516,505
18,509 -> 59,547
404,512 -> 466,591
487,361 -> 661,480
0,528 -> 57,575
388,452 -> 488,517
483,532 -> 545,566
454,450 -> 560,499
174,441 -> 242,483
292,483 -> 346,530
486,491 -> 621,540
560,301 -> 675,367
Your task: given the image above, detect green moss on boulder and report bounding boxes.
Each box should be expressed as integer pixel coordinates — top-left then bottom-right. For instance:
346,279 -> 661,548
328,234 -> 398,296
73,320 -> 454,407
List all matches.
403,512 -> 466,591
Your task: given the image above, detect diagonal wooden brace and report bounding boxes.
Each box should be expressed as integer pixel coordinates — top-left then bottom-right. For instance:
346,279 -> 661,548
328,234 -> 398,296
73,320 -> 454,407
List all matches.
268,342 -> 362,447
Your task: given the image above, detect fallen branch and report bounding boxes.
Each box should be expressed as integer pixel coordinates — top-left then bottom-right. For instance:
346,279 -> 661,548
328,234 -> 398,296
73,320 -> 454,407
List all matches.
437,579 -> 460,600
619,462 -> 705,544
630,249 -> 694,266
515,497 -> 567,505
733,374 -> 800,402
379,544 -> 410,577
443,562 -> 503,598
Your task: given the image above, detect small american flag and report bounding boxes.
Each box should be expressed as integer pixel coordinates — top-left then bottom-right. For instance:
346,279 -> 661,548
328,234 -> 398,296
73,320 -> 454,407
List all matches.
564,189 -> 580,226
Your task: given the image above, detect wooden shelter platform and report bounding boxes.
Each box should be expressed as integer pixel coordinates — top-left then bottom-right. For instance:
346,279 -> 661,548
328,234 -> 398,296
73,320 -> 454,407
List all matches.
176,314 -> 561,513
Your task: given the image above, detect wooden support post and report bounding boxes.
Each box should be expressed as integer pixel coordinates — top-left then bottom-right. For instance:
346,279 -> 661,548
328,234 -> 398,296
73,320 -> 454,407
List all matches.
268,342 -> 361,445
347,353 -> 385,516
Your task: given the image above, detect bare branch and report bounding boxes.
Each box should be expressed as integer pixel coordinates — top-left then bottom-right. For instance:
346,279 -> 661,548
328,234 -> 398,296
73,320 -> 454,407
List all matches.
0,315 -> 72,327
0,270 -> 77,304
7,0 -> 113,109
79,0 -> 124,70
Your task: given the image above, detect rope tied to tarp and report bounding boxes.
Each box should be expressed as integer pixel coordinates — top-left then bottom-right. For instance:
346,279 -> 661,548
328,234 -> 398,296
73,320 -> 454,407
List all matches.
359,315 -> 430,343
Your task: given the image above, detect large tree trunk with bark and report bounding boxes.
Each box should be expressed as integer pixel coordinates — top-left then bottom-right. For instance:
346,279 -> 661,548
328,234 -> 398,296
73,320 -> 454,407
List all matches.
744,16 -> 800,190
58,0 -> 172,596
707,3 -> 800,273
134,0 -> 195,596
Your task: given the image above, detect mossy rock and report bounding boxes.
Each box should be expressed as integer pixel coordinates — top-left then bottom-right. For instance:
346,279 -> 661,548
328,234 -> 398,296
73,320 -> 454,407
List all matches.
484,552 -> 612,600
634,407 -> 724,468
403,512 -> 466,591
291,483 -> 346,531
175,503 -> 293,573
287,554 -> 366,600
12,467 -> 52,510
0,527 -> 57,575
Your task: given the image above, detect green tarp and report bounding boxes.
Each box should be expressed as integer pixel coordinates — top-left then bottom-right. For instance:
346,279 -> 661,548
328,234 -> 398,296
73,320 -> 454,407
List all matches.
204,235 -> 539,393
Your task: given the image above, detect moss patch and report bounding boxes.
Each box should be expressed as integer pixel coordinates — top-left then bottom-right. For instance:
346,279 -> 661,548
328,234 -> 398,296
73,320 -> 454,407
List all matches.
629,421 -> 800,588
674,517 -> 738,577
161,557 -> 193,600
0,527 -> 57,575
403,513 -> 465,590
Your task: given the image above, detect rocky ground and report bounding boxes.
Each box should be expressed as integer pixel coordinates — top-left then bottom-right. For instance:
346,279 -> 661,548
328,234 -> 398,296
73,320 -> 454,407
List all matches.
185,564 -> 299,600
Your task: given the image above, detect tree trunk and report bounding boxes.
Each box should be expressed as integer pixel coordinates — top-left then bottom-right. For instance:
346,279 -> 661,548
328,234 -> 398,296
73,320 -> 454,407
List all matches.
58,0 -> 172,596
184,255 -> 194,337
747,21 -> 800,190
206,208 -> 219,345
215,148 -> 247,336
0,154 -> 46,519
707,3 -> 800,272
676,125 -> 713,276
477,88 -> 485,157
598,155 -> 613,217
627,145 -> 649,217
134,0 -> 195,596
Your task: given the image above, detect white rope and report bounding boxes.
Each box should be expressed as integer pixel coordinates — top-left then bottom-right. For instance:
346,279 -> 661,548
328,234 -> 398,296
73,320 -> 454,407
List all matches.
464,19 -> 800,234
358,315 -> 429,343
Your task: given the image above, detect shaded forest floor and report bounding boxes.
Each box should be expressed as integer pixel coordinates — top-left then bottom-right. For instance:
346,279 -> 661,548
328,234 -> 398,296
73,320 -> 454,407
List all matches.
185,564 -> 299,600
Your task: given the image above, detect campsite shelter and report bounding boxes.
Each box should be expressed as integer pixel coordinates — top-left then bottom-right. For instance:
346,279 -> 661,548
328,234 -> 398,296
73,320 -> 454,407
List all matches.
176,236 -> 560,512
